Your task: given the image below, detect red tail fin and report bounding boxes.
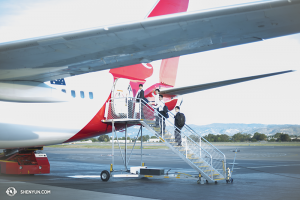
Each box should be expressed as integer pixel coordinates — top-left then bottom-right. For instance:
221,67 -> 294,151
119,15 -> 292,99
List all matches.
147,0 -> 189,86
147,0 -> 189,18
159,57 -> 180,86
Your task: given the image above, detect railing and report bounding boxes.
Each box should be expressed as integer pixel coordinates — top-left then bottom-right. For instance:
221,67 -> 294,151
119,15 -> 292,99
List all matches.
105,97 -> 150,120
168,112 -> 226,178
104,97 -> 226,180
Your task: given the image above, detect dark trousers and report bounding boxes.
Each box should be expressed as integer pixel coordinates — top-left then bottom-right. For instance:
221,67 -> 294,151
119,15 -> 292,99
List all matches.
141,104 -> 144,119
155,116 -> 160,126
158,111 -> 165,135
175,127 -> 182,145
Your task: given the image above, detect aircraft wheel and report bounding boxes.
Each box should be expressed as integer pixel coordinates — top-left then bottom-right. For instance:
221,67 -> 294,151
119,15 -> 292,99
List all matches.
100,170 -> 110,182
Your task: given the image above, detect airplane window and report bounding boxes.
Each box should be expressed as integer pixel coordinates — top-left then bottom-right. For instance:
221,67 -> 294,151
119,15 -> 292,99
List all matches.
80,91 -> 84,99
62,89 -> 66,93
71,90 -> 76,98
89,92 -> 93,99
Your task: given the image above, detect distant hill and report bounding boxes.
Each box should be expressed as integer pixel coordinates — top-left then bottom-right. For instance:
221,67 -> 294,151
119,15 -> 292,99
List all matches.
187,123 -> 300,136
114,123 -> 300,138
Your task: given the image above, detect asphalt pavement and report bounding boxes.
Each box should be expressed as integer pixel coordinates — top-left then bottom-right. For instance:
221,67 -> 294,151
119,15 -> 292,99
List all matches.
1,145 -> 300,200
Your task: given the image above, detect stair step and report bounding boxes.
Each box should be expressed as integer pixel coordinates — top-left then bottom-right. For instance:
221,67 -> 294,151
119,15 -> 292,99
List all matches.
193,162 -> 204,164
214,178 -> 224,181
198,166 -> 209,168
204,170 -> 214,172
145,121 -> 155,124
187,157 -> 199,160
213,174 -> 220,176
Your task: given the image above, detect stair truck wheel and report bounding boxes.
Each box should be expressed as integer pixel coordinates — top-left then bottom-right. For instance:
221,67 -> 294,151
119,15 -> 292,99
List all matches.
100,170 -> 110,182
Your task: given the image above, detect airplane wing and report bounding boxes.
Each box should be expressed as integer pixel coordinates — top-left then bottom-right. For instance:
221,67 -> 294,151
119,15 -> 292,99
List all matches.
160,70 -> 294,96
0,0 -> 300,82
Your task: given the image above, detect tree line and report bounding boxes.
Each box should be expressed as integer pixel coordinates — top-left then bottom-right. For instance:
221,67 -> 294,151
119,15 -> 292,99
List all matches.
202,132 -> 293,142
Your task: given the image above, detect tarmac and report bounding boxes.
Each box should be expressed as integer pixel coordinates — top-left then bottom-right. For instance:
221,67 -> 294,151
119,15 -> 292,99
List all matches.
1,145 -> 300,200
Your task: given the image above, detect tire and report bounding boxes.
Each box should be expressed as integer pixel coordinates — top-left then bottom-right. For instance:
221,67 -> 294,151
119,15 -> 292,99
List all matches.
231,178 -> 233,183
100,170 -> 110,182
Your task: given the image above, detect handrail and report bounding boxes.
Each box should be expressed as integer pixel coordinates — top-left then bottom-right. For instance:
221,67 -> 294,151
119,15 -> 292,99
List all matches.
141,100 -> 214,166
168,111 -> 226,158
168,111 -> 226,176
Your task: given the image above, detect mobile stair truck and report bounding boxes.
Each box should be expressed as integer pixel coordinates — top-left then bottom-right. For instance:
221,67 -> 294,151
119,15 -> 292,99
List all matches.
101,97 -> 229,184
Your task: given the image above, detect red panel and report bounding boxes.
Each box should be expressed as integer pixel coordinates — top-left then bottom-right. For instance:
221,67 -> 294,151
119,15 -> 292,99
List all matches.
148,0 -> 189,18
159,57 -> 180,86
110,63 -> 153,81
0,152 -> 50,174
165,99 -> 178,111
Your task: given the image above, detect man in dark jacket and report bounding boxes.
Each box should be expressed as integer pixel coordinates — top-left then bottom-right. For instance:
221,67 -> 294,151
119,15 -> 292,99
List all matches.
174,106 -> 183,146
136,84 -> 147,118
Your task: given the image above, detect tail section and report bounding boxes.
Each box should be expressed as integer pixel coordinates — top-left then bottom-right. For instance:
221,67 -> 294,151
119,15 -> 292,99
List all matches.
147,0 -> 189,87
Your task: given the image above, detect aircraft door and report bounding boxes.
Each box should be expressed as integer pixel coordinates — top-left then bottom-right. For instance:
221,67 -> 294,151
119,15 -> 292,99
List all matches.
111,78 -> 133,118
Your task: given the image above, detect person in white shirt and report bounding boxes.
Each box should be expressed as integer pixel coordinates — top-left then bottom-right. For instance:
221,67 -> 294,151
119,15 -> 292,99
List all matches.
153,94 -> 165,133
152,89 -> 160,106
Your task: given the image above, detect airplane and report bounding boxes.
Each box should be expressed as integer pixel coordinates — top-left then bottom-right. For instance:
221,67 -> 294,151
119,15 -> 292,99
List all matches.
0,0 -> 299,175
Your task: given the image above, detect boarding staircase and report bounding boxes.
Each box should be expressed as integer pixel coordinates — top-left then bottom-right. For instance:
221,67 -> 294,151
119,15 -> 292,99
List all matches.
104,97 -> 226,183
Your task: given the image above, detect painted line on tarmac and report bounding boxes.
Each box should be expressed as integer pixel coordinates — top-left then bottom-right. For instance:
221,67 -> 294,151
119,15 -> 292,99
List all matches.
246,164 -> 300,169
68,175 -> 100,178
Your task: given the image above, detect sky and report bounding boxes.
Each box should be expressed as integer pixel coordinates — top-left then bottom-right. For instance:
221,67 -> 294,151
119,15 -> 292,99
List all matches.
0,0 -> 299,125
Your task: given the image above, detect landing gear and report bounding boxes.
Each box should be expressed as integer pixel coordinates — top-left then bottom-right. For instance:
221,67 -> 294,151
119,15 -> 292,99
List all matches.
101,170 -> 110,182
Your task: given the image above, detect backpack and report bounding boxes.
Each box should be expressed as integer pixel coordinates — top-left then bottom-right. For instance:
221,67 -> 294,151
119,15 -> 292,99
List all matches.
163,105 -> 169,118
177,113 -> 185,127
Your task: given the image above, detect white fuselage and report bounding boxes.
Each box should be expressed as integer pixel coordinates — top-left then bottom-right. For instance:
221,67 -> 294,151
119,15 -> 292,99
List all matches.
0,70 -> 114,149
